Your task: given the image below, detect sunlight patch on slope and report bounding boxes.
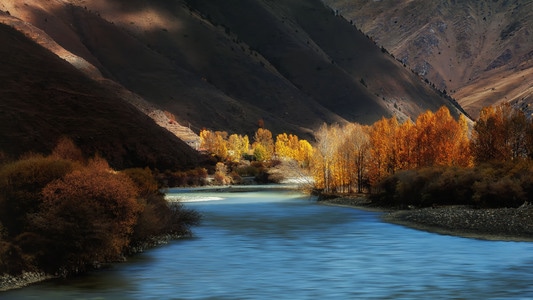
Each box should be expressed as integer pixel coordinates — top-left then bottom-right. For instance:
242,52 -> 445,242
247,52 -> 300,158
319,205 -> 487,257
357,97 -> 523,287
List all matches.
63,0 -> 183,34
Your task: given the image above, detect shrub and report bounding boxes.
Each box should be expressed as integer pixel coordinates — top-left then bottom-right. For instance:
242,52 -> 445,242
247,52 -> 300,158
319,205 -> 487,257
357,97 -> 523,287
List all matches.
122,167 -> 159,197
50,136 -> 85,163
0,155 -> 76,236
0,240 -> 27,275
31,166 -> 141,274
372,162 -> 533,208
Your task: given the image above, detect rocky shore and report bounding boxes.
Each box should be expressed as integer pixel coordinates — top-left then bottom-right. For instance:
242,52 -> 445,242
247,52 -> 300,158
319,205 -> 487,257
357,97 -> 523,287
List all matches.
0,234 -> 185,292
321,197 -> 533,242
0,272 -> 55,292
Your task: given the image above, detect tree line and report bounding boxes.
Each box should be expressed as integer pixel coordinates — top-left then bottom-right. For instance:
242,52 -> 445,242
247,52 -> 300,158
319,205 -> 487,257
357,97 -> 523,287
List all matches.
199,127 -> 314,167
311,103 -> 533,208
189,103 -> 533,208
311,106 -> 472,194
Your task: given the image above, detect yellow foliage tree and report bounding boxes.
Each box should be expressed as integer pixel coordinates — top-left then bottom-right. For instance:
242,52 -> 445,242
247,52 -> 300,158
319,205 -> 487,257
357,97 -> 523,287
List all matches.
253,128 -> 274,161
199,129 -> 228,160
296,139 -> 314,167
227,134 -> 250,162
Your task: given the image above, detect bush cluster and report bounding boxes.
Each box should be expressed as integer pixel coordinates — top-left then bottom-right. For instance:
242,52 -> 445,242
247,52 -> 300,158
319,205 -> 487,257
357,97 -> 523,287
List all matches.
0,139 -> 200,276
159,168 -> 208,188
371,161 -> 533,209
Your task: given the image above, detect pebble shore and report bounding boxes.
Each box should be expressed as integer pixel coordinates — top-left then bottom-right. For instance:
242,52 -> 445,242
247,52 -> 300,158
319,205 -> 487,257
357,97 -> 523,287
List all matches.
0,272 -> 54,292
321,197 -> 533,242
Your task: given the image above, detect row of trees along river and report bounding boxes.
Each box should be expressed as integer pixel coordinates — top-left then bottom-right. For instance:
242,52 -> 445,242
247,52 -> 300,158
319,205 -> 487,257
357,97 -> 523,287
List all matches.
201,103 -> 533,209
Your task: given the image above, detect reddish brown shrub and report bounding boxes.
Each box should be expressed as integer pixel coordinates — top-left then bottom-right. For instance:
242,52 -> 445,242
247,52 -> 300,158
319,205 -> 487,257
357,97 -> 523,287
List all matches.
33,166 -> 141,273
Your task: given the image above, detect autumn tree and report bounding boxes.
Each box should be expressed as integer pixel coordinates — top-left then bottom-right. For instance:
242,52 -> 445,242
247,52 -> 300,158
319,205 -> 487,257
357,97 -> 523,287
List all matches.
296,139 -> 314,168
396,119 -> 417,170
214,162 -> 232,185
471,103 -> 528,163
312,123 -> 341,192
413,109 -> 437,167
275,133 -> 292,159
342,123 -> 370,193
275,133 -> 310,165
227,134 -> 250,162
199,129 -> 229,160
252,128 -> 274,161
368,116 -> 400,186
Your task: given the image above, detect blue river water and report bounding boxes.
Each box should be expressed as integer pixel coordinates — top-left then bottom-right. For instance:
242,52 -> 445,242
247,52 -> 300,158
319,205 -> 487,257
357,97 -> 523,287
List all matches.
3,186 -> 533,299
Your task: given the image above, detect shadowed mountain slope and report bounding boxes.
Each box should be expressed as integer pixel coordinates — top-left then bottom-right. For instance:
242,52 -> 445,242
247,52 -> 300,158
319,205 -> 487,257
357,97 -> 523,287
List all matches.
0,23 -> 200,170
1,0 -> 465,162
323,0 -> 533,118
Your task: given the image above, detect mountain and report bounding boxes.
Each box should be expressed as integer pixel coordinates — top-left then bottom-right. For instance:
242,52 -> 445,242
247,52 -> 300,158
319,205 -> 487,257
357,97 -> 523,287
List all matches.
0,0 -> 463,165
0,22 -> 200,170
323,0 -> 533,118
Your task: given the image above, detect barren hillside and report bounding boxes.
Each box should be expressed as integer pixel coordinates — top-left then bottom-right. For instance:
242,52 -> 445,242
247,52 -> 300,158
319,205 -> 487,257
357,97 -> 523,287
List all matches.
323,0 -> 533,118
0,22 -> 200,170
0,0 -> 466,163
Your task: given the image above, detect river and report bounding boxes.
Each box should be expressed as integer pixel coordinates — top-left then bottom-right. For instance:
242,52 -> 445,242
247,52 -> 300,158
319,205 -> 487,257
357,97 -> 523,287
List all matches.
3,186 -> 533,299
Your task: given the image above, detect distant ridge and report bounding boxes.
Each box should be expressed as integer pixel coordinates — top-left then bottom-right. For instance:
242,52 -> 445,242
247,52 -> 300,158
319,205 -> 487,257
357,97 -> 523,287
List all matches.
323,0 -> 533,118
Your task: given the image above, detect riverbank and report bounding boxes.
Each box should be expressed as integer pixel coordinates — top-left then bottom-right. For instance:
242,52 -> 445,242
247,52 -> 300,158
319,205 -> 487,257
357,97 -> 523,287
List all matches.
0,233 -> 184,292
0,272 -> 55,292
320,197 -> 533,242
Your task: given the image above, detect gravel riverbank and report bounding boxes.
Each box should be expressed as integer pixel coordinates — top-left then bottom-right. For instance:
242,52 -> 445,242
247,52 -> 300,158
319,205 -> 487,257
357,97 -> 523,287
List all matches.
0,272 -> 55,292
320,197 -> 533,242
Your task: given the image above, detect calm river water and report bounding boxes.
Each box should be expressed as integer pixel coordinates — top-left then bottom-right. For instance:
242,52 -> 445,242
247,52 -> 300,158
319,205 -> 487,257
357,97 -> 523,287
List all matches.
3,186 -> 533,299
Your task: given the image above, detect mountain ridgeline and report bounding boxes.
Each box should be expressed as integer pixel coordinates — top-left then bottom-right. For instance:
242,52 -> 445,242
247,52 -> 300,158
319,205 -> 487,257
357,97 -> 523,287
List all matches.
0,0 -> 463,168
323,0 -> 533,118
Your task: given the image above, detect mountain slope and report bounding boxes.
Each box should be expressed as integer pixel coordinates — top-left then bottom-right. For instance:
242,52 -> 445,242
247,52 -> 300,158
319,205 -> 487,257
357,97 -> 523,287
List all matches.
2,1 -> 461,129
0,23 -> 200,170
323,0 -> 533,118
0,0 -> 467,163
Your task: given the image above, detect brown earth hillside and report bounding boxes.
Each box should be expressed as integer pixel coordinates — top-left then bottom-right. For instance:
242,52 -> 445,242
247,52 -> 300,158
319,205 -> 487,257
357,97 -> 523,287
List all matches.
0,23 -> 200,170
1,0 -> 463,140
323,0 -> 533,118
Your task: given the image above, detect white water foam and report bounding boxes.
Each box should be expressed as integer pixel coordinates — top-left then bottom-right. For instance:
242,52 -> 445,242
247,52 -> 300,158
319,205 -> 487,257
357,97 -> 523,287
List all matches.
165,195 -> 225,203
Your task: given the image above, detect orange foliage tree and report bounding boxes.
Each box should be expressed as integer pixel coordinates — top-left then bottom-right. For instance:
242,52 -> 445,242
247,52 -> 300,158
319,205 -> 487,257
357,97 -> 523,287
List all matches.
471,103 -> 530,163
414,107 -> 471,167
368,116 -> 400,186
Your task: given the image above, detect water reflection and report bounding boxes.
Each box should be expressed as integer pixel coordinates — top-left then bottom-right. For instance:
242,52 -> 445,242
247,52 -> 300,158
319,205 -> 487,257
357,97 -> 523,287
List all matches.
3,187 -> 533,299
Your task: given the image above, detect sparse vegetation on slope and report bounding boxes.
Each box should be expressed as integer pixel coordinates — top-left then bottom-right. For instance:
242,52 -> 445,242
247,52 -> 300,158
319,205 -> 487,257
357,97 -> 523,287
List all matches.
0,23 -> 200,170
323,0 -> 533,118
